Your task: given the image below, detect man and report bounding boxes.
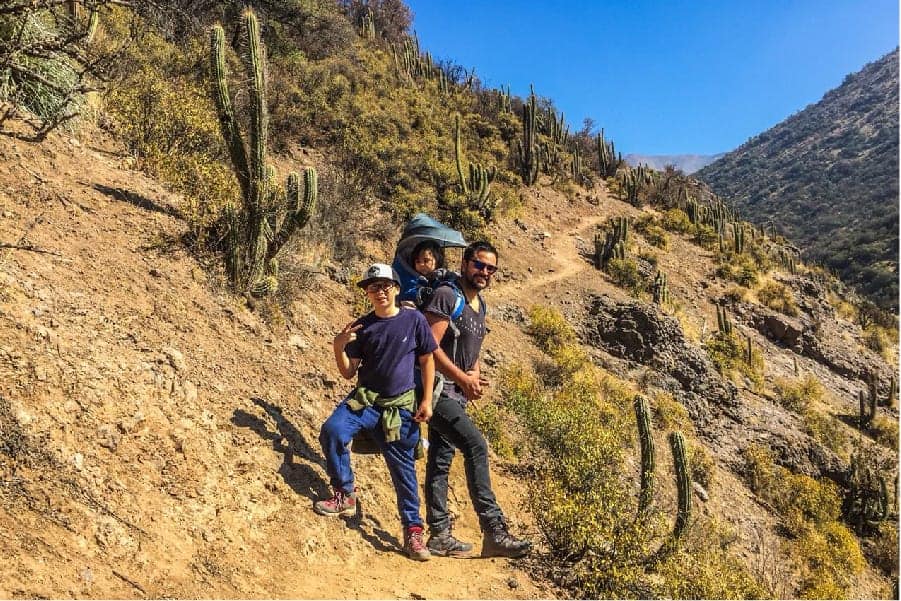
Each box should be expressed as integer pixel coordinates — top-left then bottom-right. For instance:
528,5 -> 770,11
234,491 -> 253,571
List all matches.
315,263 -> 436,561
423,241 -> 532,558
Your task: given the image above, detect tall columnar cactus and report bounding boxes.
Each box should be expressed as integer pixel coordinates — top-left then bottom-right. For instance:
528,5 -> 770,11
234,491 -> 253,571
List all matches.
733,223 -> 745,254
653,271 -> 668,305
453,113 -> 497,221
634,395 -> 655,513
596,129 -> 618,178
888,376 -> 897,408
745,334 -> 753,366
716,305 -> 733,336
210,10 -> 317,295
669,431 -> 691,539
517,86 -> 539,185
859,389 -> 877,429
570,147 -> 582,182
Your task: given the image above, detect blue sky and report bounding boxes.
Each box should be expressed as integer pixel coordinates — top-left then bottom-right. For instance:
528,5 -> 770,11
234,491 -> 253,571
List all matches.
405,0 -> 899,156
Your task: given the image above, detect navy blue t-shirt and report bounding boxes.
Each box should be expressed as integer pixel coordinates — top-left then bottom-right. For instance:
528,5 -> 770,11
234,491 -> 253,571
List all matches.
345,307 -> 438,397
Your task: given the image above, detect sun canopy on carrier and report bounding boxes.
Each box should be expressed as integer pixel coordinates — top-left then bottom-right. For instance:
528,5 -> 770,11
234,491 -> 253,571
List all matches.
392,213 -> 468,303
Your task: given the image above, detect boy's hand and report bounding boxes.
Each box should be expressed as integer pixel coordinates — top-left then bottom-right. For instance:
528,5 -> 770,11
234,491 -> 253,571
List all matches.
333,322 -> 362,349
413,401 -> 432,423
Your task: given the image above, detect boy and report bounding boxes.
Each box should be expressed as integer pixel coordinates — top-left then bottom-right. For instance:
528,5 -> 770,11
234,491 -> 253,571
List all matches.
315,263 -> 437,561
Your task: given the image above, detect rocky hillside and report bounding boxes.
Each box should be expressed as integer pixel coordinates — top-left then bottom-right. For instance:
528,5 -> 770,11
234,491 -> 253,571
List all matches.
1,2 -> 898,599
696,50 -> 899,310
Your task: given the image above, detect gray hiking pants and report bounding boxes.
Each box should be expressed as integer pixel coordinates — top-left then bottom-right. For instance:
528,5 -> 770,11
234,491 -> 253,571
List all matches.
425,391 -> 504,533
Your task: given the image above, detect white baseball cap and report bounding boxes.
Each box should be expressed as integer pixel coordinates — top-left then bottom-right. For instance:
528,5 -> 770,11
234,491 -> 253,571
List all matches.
357,263 -> 401,289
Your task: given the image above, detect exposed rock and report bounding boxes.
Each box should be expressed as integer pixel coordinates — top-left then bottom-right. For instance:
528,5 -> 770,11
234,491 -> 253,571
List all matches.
162,346 -> 186,372
97,424 -> 121,452
583,294 -> 738,426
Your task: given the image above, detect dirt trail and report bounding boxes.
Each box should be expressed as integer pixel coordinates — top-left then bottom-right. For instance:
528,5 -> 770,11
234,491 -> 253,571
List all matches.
0,125 -> 562,599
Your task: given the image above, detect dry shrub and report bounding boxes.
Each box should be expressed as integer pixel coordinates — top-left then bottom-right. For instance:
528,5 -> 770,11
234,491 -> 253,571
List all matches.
654,520 -> 766,600
687,441 -> 716,489
470,401 -> 515,460
802,409 -> 850,457
651,391 -> 691,432
756,280 -> 799,316
774,375 -> 824,413
870,415 -> 899,451
506,306 -> 763,598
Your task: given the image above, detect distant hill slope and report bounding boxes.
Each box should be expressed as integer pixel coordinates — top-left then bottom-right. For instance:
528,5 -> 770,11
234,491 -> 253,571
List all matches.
696,49 -> 899,310
624,153 -> 724,174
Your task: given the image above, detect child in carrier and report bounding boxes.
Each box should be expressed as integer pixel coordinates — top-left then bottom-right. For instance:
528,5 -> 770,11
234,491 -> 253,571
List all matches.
399,240 -> 446,308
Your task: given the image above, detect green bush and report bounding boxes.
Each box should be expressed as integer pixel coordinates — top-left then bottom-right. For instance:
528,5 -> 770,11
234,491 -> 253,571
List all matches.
661,208 -> 692,233
693,224 -> 719,250
715,253 -> 762,288
643,224 -> 669,249
527,305 -> 577,352
606,257 -> 643,295
506,306 -> 764,598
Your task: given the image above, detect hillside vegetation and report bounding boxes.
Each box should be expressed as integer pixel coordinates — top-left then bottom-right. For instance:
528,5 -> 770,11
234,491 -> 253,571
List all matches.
696,50 -> 899,311
1,2 -> 898,599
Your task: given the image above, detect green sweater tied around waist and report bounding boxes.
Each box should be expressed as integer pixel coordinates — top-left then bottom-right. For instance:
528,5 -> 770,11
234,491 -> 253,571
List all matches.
348,386 -> 416,443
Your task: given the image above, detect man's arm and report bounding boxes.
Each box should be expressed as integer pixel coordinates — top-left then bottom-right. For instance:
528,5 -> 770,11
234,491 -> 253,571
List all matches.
424,312 -> 483,400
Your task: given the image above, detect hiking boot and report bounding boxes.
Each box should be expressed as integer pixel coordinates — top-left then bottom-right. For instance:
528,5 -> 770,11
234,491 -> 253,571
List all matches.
481,522 -> 532,558
404,525 -> 431,561
313,488 -> 357,517
427,528 -> 474,557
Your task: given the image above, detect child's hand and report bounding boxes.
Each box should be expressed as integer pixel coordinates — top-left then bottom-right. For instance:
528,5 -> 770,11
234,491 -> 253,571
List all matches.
414,401 -> 432,423
333,322 -> 362,349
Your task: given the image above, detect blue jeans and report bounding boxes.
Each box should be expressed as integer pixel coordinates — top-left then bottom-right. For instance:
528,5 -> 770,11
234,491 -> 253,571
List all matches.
319,399 -> 423,527
425,392 -> 504,533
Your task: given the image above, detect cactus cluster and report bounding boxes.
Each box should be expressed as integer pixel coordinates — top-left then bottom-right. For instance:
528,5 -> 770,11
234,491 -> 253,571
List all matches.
652,271 -> 668,305
843,450 -> 891,534
359,8 -> 376,40
210,9 -> 317,295
393,35 -> 445,88
716,305 -> 733,335
516,86 -> 539,186
596,129 -> 619,178
631,396 -> 692,543
594,216 -> 628,269
495,85 -> 511,113
619,164 -> 653,207
453,113 -> 497,221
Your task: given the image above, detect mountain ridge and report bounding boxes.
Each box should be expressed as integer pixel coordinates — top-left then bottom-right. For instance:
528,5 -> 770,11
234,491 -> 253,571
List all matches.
696,49 -> 899,310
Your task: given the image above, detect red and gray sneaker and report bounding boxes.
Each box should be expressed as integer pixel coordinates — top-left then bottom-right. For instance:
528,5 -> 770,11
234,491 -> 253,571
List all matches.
313,488 -> 357,517
427,528 -> 473,557
404,525 -> 431,561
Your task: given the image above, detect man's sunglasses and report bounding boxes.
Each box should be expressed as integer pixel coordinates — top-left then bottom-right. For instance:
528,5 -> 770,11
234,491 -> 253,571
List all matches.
365,281 -> 396,293
468,259 -> 498,275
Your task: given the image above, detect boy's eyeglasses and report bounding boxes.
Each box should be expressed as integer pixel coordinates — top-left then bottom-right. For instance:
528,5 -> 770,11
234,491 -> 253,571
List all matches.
365,281 -> 395,293
468,259 -> 498,275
